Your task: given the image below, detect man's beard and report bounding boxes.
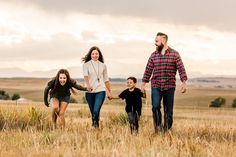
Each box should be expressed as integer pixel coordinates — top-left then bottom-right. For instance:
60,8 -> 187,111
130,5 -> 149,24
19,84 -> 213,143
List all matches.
156,43 -> 164,52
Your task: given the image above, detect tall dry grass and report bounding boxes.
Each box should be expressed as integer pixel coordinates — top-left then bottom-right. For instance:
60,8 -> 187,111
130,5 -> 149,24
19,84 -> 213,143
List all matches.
0,102 -> 235,157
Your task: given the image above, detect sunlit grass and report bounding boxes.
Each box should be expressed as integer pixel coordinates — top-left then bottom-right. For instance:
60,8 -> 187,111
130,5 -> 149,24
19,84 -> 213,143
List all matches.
0,102 -> 235,157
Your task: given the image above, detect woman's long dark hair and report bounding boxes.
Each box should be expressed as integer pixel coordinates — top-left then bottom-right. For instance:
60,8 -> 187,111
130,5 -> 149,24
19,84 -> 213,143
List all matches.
50,69 -> 76,95
82,46 -> 104,63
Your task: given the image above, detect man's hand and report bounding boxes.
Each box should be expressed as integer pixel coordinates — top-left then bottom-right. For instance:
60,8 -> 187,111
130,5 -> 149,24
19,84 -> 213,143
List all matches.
141,82 -> 146,93
180,81 -> 187,93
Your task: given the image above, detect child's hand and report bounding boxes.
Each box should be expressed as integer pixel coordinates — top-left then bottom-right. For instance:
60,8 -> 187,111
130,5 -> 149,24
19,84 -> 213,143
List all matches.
87,88 -> 93,92
86,84 -> 93,92
86,87 -> 93,92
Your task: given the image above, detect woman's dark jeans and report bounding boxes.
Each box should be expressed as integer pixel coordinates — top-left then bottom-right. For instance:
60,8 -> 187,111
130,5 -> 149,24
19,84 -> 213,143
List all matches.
85,91 -> 106,128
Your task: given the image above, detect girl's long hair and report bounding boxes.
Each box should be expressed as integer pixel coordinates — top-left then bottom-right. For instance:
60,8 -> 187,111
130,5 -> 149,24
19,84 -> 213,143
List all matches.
50,69 -> 76,95
82,46 -> 104,63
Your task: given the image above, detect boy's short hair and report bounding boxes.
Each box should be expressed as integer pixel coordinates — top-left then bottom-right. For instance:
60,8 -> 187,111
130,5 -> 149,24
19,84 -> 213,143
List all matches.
127,76 -> 137,83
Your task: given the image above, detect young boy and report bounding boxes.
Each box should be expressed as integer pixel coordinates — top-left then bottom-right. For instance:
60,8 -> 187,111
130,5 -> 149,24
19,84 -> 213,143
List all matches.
109,77 -> 146,134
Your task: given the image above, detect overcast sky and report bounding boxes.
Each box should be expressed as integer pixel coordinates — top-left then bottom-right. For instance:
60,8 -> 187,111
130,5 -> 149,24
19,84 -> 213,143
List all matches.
0,0 -> 236,77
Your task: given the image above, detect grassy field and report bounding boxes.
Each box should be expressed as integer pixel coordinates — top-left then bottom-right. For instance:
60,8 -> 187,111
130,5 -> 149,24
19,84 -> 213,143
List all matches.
0,78 -> 236,157
1,78 -> 236,107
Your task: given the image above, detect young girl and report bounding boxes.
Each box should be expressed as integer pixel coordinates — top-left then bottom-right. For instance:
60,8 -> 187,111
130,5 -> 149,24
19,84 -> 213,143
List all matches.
109,77 -> 146,134
44,69 -> 87,129
82,46 -> 111,128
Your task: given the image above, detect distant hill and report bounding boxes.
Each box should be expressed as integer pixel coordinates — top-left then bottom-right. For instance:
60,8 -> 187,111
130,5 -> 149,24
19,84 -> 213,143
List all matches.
188,77 -> 236,88
0,67 -> 56,78
0,67 -> 236,88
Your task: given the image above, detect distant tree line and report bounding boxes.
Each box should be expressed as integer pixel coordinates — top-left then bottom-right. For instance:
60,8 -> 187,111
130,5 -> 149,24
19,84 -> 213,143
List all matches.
0,90 -> 21,101
210,96 -> 236,108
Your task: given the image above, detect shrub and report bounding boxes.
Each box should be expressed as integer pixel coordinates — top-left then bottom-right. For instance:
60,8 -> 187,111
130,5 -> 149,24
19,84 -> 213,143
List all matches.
0,107 -> 51,131
28,107 -> 47,130
70,97 -> 78,103
0,90 -> 6,95
0,90 -> 10,100
209,97 -> 226,107
3,93 -> 10,100
232,98 -> 236,108
109,113 -> 129,125
0,109 -> 28,130
82,96 -> 87,104
0,110 -> 4,130
12,93 -> 21,100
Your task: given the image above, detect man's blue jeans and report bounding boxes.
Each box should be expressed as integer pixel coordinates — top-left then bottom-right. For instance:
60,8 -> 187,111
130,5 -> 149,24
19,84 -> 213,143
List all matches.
151,88 -> 175,131
85,91 -> 106,127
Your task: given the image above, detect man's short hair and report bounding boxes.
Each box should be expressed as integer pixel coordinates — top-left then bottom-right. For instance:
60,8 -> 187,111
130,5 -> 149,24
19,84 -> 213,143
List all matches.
157,32 -> 168,41
127,76 -> 137,83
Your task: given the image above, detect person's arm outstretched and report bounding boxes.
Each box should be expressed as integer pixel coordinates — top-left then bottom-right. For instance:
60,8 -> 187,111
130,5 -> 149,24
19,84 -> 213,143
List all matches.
71,79 -> 88,91
109,89 -> 126,100
108,95 -> 120,100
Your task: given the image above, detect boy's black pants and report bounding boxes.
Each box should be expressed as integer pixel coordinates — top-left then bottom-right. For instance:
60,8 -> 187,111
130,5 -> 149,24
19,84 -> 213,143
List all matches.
128,111 -> 139,133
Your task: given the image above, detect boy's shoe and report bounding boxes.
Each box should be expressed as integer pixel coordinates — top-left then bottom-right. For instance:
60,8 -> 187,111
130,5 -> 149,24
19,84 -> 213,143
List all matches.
130,123 -> 135,134
155,125 -> 163,134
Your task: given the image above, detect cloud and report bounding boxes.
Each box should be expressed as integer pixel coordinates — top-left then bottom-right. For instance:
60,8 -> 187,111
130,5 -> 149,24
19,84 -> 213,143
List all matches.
81,31 -> 99,41
0,30 -> 153,72
4,0 -> 236,32
0,31 -> 152,61
0,33 -> 85,60
1,1 -> 236,77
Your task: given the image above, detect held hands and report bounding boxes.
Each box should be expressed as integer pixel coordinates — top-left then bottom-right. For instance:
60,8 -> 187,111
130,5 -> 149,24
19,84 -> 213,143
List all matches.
86,87 -> 93,92
107,91 -> 112,100
180,81 -> 187,93
86,84 -> 93,92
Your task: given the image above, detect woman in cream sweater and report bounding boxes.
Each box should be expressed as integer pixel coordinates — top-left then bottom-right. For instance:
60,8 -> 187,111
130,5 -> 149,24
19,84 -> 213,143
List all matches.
82,46 -> 111,128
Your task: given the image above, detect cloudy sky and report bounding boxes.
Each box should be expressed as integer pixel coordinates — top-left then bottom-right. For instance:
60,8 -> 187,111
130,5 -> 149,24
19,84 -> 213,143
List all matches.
0,0 -> 236,78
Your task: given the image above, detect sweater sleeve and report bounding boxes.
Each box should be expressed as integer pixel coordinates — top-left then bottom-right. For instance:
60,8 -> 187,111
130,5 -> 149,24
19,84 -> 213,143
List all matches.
71,79 -> 87,91
83,63 -> 89,77
103,64 -> 109,82
43,79 -> 54,107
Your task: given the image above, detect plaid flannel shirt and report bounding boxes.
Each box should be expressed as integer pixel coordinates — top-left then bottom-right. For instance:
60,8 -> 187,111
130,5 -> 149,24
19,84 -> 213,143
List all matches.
142,47 -> 187,90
